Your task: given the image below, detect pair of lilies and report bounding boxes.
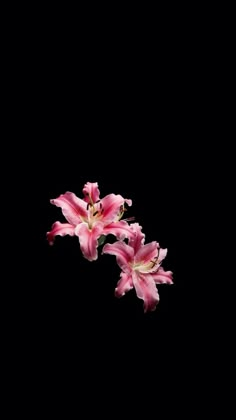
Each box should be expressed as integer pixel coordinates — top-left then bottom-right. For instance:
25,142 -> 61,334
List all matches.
47,182 -> 173,312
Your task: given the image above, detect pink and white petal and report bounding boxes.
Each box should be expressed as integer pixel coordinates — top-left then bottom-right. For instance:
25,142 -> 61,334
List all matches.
135,241 -> 159,265
102,241 -> 134,271
128,223 -> 145,252
46,222 -> 75,245
152,267 -> 173,284
75,222 -> 104,261
132,272 -> 160,313
100,194 -> 129,224
115,272 -> 134,297
103,221 -> 135,240
82,182 -> 100,204
50,192 -> 88,225
158,248 -> 168,262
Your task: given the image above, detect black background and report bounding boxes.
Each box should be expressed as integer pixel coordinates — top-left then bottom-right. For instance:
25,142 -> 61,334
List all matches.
4,3 -> 229,413
9,20 -> 203,409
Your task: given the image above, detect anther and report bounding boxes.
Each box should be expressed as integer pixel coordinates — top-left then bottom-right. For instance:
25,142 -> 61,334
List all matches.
123,216 -> 135,222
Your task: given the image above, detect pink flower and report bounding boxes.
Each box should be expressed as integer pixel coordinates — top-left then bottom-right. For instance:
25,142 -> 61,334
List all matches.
47,182 -> 134,261
102,223 -> 173,312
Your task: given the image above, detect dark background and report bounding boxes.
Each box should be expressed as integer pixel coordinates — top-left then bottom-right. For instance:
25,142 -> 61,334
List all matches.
9,20 -> 203,408
4,6 -> 227,413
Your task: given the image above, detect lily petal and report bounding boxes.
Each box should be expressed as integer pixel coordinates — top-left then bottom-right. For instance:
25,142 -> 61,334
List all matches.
102,221 -> 135,240
101,194 -> 132,224
82,182 -> 100,204
46,222 -> 75,245
158,248 -> 168,262
135,241 -> 159,265
102,241 -> 134,271
115,272 -> 133,297
50,192 -> 87,225
75,222 -> 104,261
132,272 -> 160,313
128,223 -> 145,252
124,198 -> 132,207
152,267 -> 173,284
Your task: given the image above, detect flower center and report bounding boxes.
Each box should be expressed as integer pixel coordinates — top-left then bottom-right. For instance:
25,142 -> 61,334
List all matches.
85,196 -> 135,230
131,249 -> 161,273
86,194 -> 104,229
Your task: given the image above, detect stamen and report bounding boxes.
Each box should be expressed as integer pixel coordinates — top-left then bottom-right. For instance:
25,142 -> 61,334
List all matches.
150,250 -> 161,268
93,211 -> 98,216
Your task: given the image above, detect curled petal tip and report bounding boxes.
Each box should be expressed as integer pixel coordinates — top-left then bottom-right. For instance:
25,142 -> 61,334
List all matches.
125,199 -> 132,206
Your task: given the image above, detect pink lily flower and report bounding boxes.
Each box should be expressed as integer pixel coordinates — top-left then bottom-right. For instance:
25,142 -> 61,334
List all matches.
47,182 -> 134,261
102,223 -> 173,312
